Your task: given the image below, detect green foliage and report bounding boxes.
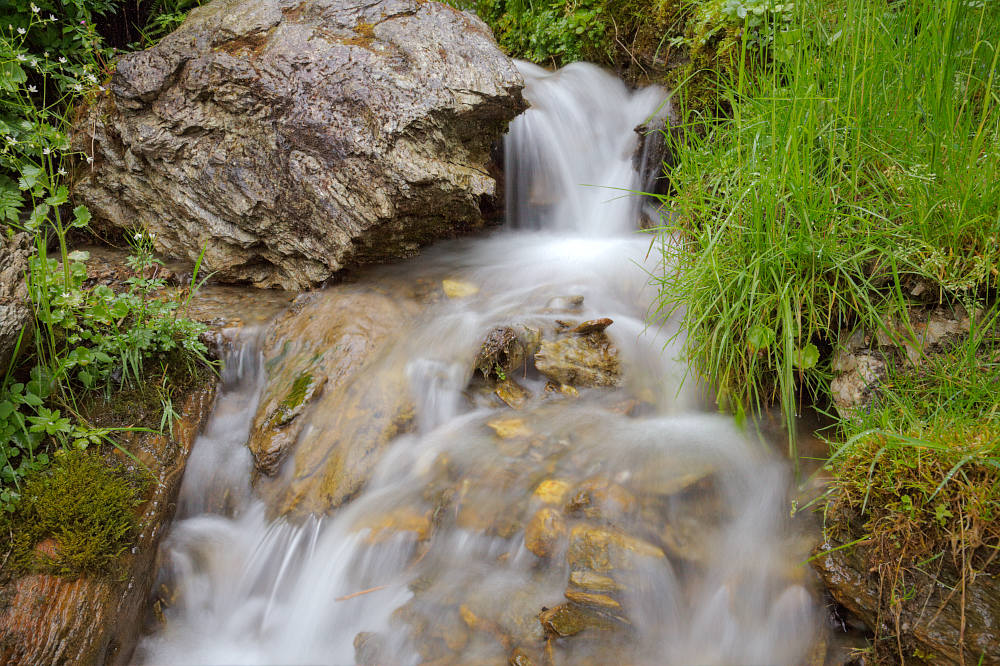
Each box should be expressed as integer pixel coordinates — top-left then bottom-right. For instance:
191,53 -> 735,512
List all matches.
0,2 -> 212,514
455,0 -> 610,64
131,0 -> 205,48
652,0 -> 1000,446
826,316 -> 1000,571
1,448 -> 147,576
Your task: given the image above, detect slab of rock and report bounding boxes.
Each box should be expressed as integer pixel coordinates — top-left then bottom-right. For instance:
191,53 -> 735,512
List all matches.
812,539 -> 1000,665
247,286 -> 422,515
72,0 -> 525,290
0,378 -> 216,665
534,324 -> 622,388
0,233 -> 31,371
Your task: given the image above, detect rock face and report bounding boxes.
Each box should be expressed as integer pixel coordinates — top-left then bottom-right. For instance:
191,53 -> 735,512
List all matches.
72,0 -> 525,290
0,378 -> 216,666
0,233 -> 31,371
813,539 -> 1000,665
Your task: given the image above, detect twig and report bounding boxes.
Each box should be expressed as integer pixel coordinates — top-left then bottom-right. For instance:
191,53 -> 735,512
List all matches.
335,584 -> 388,602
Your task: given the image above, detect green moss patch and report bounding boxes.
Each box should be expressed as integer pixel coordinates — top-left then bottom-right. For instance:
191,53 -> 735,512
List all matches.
1,450 -> 149,577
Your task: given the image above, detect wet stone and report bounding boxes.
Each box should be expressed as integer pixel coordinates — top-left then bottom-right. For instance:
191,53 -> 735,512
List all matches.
538,603 -> 622,638
566,524 -> 665,574
565,478 -> 637,523
495,378 -> 531,409
524,507 -> 567,559
570,318 -> 614,335
533,479 -> 572,505
534,329 -> 622,388
569,570 -> 622,593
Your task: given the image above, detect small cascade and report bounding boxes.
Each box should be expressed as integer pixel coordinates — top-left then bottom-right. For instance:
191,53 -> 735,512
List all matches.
136,63 -> 818,666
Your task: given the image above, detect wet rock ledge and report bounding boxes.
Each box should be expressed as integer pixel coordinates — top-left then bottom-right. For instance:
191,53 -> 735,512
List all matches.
0,377 -> 217,665
72,0 -> 526,290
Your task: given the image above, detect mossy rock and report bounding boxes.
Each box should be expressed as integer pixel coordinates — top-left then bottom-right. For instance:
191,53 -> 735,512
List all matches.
1,449 -> 148,577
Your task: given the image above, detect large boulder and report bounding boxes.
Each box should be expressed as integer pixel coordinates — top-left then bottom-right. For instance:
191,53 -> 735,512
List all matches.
0,233 -> 31,371
72,0 -> 525,290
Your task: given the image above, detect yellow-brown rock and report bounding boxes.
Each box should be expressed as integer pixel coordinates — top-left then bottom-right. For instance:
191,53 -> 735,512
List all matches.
565,478 -> 636,522
532,479 -> 572,505
524,508 -> 566,558
566,524 -> 665,573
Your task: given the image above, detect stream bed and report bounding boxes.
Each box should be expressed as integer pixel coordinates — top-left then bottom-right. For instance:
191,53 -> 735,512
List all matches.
135,62 -> 821,665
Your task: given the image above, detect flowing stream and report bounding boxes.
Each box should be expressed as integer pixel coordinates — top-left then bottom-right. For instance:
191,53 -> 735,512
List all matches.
136,62 -> 819,665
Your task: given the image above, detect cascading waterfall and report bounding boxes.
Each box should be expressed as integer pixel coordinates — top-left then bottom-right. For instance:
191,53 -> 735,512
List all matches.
136,62 -> 818,665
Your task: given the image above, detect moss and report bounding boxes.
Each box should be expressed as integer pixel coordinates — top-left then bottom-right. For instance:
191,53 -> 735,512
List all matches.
1,450 -> 149,577
275,371 -> 315,425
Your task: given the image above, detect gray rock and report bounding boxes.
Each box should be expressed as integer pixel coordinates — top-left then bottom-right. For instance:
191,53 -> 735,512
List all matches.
0,233 -> 32,371
72,0 -> 525,290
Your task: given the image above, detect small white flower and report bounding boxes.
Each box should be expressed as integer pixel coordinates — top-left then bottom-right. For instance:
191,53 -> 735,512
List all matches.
17,27 -> 25,35
98,85 -> 106,92
42,147 -> 50,154
29,58 -> 37,67
30,3 -> 40,12
57,168 -> 67,176
73,83 -> 82,91
134,232 -> 144,241
85,156 -> 94,164
59,56 -> 67,64
16,54 -> 26,61
49,14 -> 56,21
5,136 -> 16,146
27,85 -> 37,93
86,73 -> 96,83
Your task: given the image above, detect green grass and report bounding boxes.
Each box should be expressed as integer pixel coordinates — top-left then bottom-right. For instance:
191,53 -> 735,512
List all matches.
827,316 -> 1000,563
653,0 -> 1000,442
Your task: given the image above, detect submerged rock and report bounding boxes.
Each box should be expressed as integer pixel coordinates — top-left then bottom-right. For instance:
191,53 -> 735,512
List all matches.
0,233 -> 32,371
72,0 -> 525,290
534,322 -> 622,388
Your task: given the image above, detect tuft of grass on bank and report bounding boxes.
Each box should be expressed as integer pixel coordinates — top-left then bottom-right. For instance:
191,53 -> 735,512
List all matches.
652,0 -> 1000,441
827,317 -> 1000,568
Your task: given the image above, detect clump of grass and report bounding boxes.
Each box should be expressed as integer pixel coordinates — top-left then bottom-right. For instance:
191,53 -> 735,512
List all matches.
828,322 -> 1000,568
1,449 -> 149,576
653,0 -> 1000,444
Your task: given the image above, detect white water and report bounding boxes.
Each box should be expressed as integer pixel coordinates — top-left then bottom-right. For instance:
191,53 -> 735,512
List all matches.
136,62 -> 817,665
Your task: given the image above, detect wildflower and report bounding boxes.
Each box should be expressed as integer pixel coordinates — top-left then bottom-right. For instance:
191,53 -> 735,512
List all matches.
80,20 -> 85,25
57,168 -> 67,176
16,54 -> 26,61
85,156 -> 94,164
49,14 -> 56,22
29,59 -> 38,68
134,232 -> 144,241
73,83 -> 82,92
43,51 -> 49,57
59,56 -> 67,64
42,147 -> 51,154
5,136 -> 16,145
27,85 -> 37,93
30,3 -> 40,12
86,73 -> 96,83
17,27 -> 25,34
